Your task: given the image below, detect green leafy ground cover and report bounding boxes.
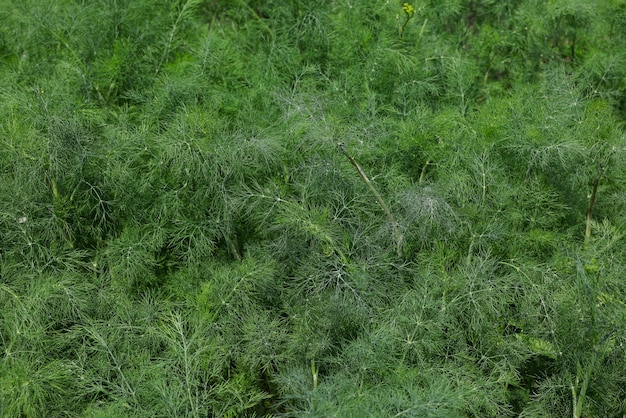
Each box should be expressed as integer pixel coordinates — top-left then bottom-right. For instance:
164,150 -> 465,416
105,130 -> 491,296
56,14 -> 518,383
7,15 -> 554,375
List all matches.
1,0 -> 626,416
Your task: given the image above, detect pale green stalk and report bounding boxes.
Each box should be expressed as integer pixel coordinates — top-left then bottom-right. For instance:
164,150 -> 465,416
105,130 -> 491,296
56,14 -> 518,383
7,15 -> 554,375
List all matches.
338,143 -> 403,257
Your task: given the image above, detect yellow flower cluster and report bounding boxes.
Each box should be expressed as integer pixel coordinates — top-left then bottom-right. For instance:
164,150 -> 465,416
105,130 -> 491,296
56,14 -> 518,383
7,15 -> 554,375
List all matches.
403,2 -> 415,18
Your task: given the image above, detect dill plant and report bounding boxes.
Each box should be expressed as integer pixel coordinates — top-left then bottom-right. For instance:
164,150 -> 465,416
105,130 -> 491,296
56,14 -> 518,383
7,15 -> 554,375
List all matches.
1,0 -> 626,417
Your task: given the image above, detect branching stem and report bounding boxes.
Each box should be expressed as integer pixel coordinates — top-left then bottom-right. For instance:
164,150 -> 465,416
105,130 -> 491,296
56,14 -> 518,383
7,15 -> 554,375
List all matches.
155,0 -> 199,77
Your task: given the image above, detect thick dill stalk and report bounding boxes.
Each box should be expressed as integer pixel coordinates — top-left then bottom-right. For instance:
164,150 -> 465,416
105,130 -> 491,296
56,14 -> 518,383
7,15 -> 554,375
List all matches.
338,143 -> 403,257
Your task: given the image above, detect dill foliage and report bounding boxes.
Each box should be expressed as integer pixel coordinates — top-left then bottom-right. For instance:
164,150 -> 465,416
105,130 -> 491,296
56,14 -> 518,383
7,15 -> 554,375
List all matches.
1,0 -> 626,417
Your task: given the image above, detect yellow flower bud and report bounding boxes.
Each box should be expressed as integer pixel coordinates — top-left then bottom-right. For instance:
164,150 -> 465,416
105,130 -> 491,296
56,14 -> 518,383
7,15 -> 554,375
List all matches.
403,2 -> 415,17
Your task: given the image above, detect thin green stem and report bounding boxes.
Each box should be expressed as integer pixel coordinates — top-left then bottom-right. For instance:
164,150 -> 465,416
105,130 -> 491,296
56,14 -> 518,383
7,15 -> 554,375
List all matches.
584,167 -> 604,249
311,360 -> 318,390
400,17 -> 412,37
418,159 -> 430,183
572,332 -> 612,418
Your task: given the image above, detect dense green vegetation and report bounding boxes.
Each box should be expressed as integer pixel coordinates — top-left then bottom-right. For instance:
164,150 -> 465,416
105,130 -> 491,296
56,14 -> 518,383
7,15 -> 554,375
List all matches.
1,0 -> 626,416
